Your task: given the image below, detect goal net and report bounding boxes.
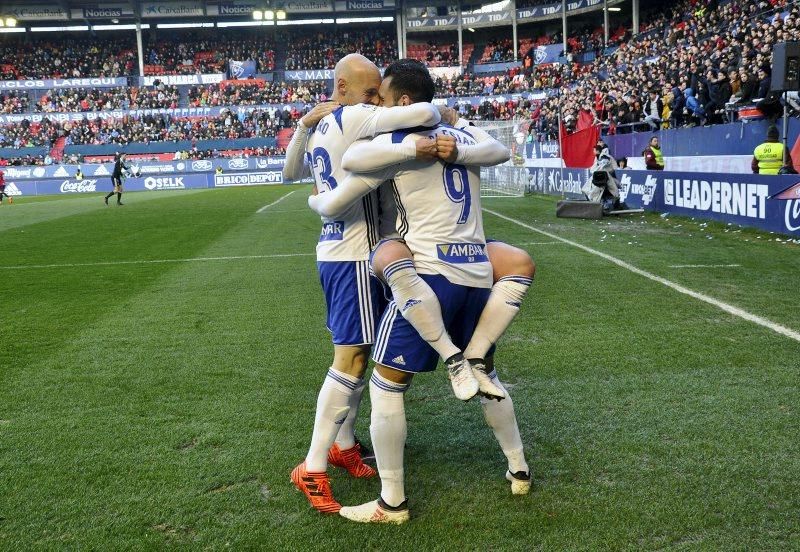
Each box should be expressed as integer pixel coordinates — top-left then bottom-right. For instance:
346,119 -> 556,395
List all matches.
473,120 -> 529,198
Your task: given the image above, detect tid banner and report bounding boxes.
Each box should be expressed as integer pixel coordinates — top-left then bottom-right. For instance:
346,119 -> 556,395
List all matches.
617,170 -> 800,237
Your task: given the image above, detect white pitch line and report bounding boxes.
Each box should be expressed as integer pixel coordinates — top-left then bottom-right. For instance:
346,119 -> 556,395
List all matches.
484,208 -> 800,344
516,241 -> 564,246
669,264 -> 741,269
0,253 -> 314,270
256,190 -> 297,213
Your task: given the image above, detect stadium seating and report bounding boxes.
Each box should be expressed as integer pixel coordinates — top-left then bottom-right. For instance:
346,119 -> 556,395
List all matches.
35,86 -> 180,112
188,81 -> 329,106
0,0 -> 798,161
284,28 -> 396,70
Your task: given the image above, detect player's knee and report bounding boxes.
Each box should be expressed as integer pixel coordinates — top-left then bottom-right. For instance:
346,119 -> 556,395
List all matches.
375,364 -> 413,385
332,345 -> 370,378
487,242 -> 536,280
371,240 -> 413,281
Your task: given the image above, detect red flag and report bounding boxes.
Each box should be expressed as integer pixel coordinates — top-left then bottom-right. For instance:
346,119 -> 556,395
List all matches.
559,123 -> 600,168
791,133 -> 800,173
577,109 -> 594,131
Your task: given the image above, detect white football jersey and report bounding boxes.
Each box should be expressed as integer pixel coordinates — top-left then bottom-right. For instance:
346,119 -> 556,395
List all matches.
378,125 -> 492,288
305,104 -> 393,262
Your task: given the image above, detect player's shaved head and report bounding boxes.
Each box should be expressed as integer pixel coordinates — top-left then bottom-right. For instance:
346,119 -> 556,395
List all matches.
333,54 -> 382,106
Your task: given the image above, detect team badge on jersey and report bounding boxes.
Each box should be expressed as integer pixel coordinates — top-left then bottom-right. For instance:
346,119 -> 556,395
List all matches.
436,243 -> 488,263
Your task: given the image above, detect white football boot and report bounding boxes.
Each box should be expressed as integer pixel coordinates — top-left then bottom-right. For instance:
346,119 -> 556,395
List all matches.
339,499 -> 410,524
469,359 -> 506,400
446,354 -> 479,401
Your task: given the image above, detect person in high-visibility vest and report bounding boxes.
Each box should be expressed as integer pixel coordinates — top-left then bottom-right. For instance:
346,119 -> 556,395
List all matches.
643,136 -> 664,170
752,125 -> 793,174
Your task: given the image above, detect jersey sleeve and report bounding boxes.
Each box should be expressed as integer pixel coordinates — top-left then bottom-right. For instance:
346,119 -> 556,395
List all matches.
342,103 -> 441,143
307,169 -> 393,218
341,133 -> 417,173
452,119 -> 510,166
282,123 -> 311,181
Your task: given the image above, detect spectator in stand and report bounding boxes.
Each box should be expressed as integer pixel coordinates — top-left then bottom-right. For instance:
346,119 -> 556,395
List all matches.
0,92 -> 30,114
683,88 -> 705,127
643,89 -> 663,131
734,70 -> 757,105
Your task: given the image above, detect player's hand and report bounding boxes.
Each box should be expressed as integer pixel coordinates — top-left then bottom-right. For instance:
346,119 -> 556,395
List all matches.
437,106 -> 459,126
415,137 -> 438,161
311,184 -> 319,196
301,101 -> 340,128
435,135 -> 458,163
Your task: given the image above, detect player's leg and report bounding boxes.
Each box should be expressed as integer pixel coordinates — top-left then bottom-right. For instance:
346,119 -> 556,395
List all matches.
371,239 -> 478,401
455,285 -> 531,494
339,364 -> 412,524
105,178 -> 117,205
314,343 -> 376,476
478,356 -> 531,495
116,180 -> 124,205
292,261 -> 377,514
465,241 -> 535,395
340,292 -> 443,524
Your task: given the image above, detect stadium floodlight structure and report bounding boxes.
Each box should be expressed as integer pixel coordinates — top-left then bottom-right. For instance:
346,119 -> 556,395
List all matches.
254,4 -> 286,20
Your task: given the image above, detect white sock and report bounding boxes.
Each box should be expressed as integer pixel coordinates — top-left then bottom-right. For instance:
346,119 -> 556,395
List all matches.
480,371 -> 529,474
464,276 -> 532,360
383,259 -> 461,361
335,378 -> 365,450
369,371 -> 410,507
305,368 -> 360,472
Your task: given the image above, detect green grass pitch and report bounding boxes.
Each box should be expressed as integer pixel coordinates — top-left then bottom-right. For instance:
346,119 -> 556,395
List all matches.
1,186 -> 798,550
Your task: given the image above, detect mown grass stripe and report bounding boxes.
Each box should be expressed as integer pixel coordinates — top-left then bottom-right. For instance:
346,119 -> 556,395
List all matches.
484,207 -> 800,343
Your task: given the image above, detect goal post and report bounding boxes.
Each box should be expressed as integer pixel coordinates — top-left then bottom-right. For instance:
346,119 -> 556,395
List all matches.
473,120 -> 529,198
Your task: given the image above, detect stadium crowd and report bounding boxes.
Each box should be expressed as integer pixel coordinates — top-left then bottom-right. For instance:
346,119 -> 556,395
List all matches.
62,108 -> 295,146
0,38 -> 136,80
144,34 -> 277,75
0,92 -> 31,114
284,29 -> 397,70
0,108 -> 298,151
35,85 -> 180,112
0,0 -> 797,159
188,81 -> 329,106
408,42 -> 462,67
435,0 -> 800,139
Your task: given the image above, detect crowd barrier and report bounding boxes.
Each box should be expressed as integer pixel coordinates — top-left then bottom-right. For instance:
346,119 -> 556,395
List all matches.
2,156 -> 286,180
1,156 -> 289,197
617,170 -> 800,237
524,164 -> 800,237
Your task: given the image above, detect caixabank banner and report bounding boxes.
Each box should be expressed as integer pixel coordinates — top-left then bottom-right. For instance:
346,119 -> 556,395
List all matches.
617,170 -> 800,237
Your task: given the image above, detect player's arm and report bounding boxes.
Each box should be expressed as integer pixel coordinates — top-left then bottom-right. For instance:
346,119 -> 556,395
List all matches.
307,171 -> 391,218
282,123 -> 311,181
441,119 -> 511,166
341,134 -> 438,173
283,101 -> 340,181
349,103 -> 441,141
